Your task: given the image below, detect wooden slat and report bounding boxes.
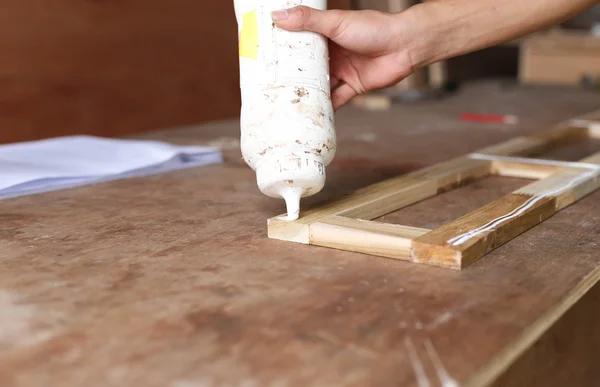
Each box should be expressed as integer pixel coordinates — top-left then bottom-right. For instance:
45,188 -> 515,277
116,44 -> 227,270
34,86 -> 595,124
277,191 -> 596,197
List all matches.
268,217 -> 312,244
570,118 -> 600,139
337,178 -> 438,219
491,160 -> 561,180
412,194 -> 557,270
345,156 -> 490,197
529,124 -> 590,145
476,137 -> 549,157
516,152 -> 600,210
580,152 -> 600,165
309,216 -> 430,261
515,169 -> 600,211
475,125 -> 589,158
573,108 -> 600,122
409,157 -> 491,192
589,125 -> 600,140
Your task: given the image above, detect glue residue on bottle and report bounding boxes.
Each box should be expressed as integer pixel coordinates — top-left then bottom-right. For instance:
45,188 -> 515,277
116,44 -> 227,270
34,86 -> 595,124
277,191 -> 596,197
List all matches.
234,0 -> 337,221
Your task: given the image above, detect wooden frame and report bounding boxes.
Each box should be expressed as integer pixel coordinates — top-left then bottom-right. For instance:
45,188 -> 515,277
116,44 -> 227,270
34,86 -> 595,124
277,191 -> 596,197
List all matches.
268,110 -> 600,270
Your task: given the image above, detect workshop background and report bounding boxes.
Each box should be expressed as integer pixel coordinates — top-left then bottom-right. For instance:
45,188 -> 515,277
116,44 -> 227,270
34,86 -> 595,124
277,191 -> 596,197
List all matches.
0,0 -> 350,144
1,1 -> 598,145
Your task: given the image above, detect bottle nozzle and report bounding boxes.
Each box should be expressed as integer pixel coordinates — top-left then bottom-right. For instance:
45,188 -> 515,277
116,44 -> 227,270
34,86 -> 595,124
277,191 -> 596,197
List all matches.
279,187 -> 302,221
255,157 -> 327,222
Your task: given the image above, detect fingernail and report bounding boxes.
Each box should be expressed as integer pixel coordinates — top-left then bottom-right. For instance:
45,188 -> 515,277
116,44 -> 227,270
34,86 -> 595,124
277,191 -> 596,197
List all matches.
271,9 -> 289,21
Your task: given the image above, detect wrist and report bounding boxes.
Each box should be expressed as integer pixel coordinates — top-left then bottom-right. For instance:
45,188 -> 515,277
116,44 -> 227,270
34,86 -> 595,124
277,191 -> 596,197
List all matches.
395,2 -> 463,70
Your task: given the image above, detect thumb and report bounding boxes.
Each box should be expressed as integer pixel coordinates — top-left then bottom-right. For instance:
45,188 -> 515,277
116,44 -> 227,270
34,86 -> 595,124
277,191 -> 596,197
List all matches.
272,6 -> 344,39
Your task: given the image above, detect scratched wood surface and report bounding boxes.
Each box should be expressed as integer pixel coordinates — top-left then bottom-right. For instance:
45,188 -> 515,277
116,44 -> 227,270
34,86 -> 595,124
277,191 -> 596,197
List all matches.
491,284 -> 600,387
1,81 -> 599,386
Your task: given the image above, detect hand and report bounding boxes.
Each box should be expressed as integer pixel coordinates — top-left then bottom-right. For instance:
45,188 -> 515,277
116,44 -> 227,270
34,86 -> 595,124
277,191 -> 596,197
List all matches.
272,6 -> 415,110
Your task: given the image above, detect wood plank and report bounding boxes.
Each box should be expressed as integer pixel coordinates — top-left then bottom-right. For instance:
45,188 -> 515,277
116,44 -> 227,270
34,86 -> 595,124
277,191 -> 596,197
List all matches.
300,176 -> 436,221
268,216 -> 312,244
337,178 -> 438,220
520,31 -> 600,86
515,169 -> 600,211
476,137 -> 549,157
408,157 -> 491,192
475,125 -> 589,158
529,124 -> 590,145
309,216 -> 430,261
569,118 -> 600,139
573,108 -> 600,122
349,156 -> 491,195
581,151 -> 600,165
412,194 -> 557,269
516,152 -> 600,210
491,160 -> 560,180
471,153 -> 599,179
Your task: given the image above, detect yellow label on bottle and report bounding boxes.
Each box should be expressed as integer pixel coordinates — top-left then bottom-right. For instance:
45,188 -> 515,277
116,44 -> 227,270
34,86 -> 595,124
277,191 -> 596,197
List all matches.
239,10 -> 259,60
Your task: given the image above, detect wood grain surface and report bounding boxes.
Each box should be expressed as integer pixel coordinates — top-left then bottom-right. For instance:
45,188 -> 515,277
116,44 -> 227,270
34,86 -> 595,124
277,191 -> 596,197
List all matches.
0,81 -> 599,386
492,283 -> 600,387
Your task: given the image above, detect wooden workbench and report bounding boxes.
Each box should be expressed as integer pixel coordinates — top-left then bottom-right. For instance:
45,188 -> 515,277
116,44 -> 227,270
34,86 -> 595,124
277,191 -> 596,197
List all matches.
1,81 -> 599,387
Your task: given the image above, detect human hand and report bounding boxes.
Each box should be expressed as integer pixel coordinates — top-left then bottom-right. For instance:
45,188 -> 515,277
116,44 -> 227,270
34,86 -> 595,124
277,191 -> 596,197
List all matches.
272,0 -> 600,111
272,6 -> 415,110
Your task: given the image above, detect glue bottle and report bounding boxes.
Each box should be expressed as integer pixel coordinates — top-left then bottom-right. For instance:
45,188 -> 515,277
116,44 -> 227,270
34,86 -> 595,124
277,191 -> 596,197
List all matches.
234,0 -> 337,221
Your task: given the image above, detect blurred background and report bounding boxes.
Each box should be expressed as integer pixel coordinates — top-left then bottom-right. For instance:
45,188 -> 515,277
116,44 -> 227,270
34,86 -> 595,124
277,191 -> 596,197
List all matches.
0,0 -> 598,144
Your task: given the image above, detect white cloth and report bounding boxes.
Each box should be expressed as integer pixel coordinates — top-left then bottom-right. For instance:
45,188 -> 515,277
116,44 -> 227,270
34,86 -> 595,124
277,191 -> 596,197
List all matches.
0,135 -> 223,200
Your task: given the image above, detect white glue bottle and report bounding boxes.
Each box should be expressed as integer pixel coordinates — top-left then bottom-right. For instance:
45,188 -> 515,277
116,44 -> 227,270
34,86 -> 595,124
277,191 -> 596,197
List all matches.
234,0 -> 337,221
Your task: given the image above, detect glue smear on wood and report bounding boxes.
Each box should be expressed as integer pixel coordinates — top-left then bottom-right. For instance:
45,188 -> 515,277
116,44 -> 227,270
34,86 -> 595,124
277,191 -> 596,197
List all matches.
447,168 -> 600,246
234,0 -> 337,221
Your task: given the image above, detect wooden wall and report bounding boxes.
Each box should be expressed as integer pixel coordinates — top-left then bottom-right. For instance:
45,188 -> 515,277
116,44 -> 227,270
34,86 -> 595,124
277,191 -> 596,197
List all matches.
0,0 -> 349,144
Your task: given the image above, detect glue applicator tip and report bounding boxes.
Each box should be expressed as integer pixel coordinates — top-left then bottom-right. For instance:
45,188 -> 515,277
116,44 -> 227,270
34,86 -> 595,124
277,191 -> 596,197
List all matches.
280,188 -> 302,221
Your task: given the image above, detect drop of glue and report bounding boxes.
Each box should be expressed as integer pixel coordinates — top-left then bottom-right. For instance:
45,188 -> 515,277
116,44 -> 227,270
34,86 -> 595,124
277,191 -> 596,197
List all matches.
279,187 -> 303,221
